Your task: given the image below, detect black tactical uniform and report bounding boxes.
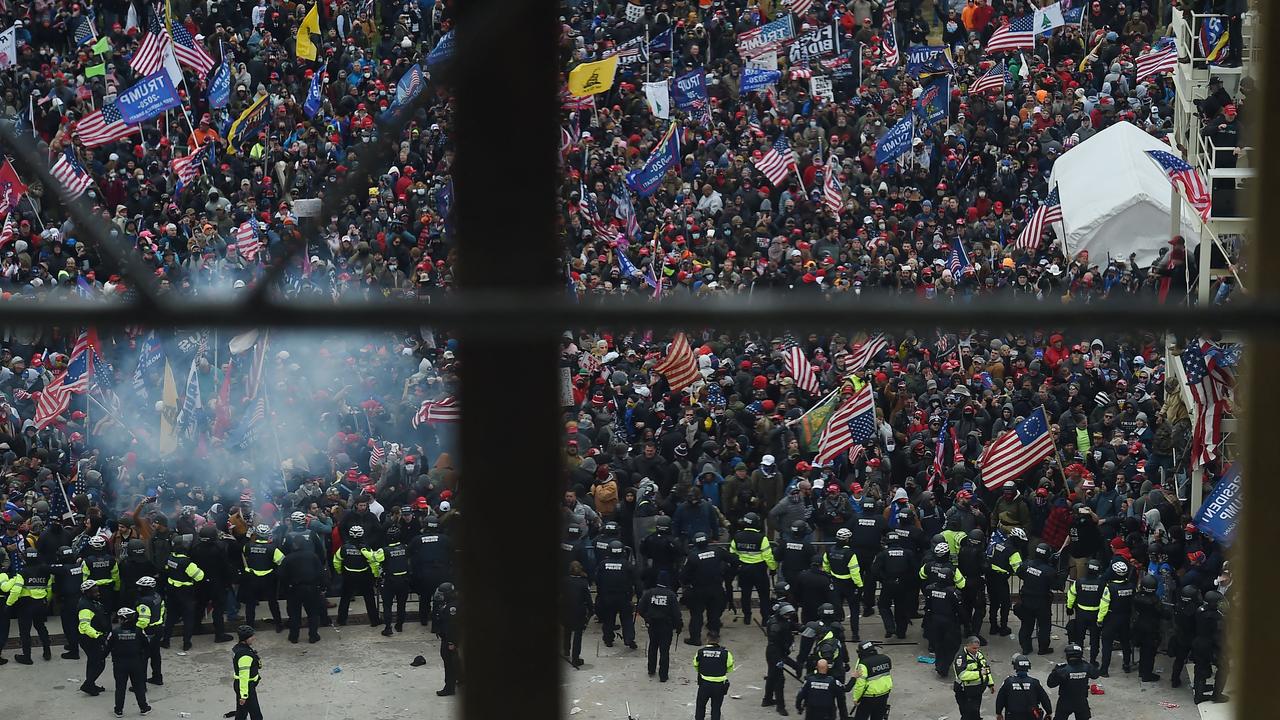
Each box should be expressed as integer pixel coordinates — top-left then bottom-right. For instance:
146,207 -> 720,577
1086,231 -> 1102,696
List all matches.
795,668 -> 848,720
1131,575 -> 1165,682
1016,545 -> 1056,655
640,518 -> 682,588
409,518 -> 452,624
957,530 -> 987,641
822,531 -> 863,627
1169,585 -> 1200,688
694,643 -> 734,720
1065,562 -> 1105,665
1192,591 -> 1227,704
52,545 -> 84,658
924,583 -> 964,677
986,531 -> 1025,635
379,528 -> 412,634
240,533 -> 284,631
995,657 -> 1052,720
849,504 -> 885,615
763,605 -> 798,715
8,548 -> 53,662
795,555 -> 838,625
191,527 -> 235,642
232,628 -> 264,720
1097,563 -> 1135,675
775,521 -> 816,586
1046,646 -> 1099,720
106,612 -> 151,715
730,514 -> 776,625
871,530 -> 916,639
638,581 -> 682,681
596,542 -> 641,648
680,533 -> 729,644
277,535 -> 326,643
432,585 -> 461,696
78,586 -> 110,695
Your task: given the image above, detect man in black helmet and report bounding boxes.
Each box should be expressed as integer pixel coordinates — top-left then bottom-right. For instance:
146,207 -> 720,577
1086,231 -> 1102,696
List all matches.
107,607 -> 152,717
6,546 -> 53,663
278,533 -> 326,644
849,641 -> 893,720
162,534 -> 206,651
232,625 -> 263,720
1015,543 -> 1056,656
432,583 -> 461,696
823,527 -> 864,630
681,531 -> 730,645
52,545 -> 85,658
1065,559 -> 1105,666
119,538 -> 155,609
135,576 -> 166,685
776,520 -> 816,587
995,654 -> 1052,720
333,525 -> 381,627
240,524 -> 285,633
1096,559 -> 1135,676
409,514 -> 453,625
1192,590 -> 1227,704
78,580 -> 109,695
795,658 -> 848,720
731,512 -> 777,625
638,571 -> 683,682
871,528 -> 916,640
378,524 -> 412,635
1131,574 -> 1165,682
596,539 -> 641,649
192,525 -> 235,643
957,529 -> 988,645
1047,644 -> 1098,719
641,516 -> 683,589
1169,584 -> 1201,688
763,602 -> 799,715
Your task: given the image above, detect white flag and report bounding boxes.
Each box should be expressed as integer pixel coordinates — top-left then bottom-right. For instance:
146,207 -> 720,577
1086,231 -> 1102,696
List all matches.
0,25 -> 16,69
1033,3 -> 1066,34
625,2 -> 645,23
746,50 -> 778,71
644,80 -> 670,119
810,75 -> 834,103
161,36 -> 183,86
126,3 -> 139,33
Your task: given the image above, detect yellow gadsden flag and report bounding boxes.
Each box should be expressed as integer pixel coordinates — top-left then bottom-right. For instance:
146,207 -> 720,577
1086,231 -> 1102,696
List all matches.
296,3 -> 321,61
568,56 -> 620,97
159,359 -> 179,455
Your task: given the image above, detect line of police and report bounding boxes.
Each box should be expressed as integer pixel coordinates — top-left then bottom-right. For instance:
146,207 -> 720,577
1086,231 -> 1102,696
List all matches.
561,504 -> 1227,720
0,508 -> 461,710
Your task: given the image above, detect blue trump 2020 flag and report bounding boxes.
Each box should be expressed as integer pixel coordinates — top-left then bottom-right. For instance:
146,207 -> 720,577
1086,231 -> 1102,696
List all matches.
740,66 -> 782,94
1195,464 -> 1241,546
673,69 -> 709,124
304,70 -> 325,118
208,61 -> 232,109
914,75 -> 949,125
626,122 -> 680,197
427,30 -> 455,68
875,116 -> 914,164
117,70 -> 182,124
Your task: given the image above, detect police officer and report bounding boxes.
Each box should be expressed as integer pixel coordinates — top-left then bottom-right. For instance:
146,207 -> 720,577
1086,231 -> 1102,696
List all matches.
995,654 -> 1052,720
232,625 -> 264,720
871,528 -> 916,639
1096,560 -> 1135,676
1016,543 -> 1056,656
333,525 -> 382,626
920,536 -> 967,589
561,561 -> 593,667
595,520 -> 628,560
78,579 -> 109,695
163,534 -> 207,651
119,539 -> 154,610
680,532 -> 729,645
596,540 -> 641,649
0,566 -> 11,666
952,636 -> 995,720
82,534 -> 120,613
925,579 -> 964,677
638,573 -> 683,682
192,526 -> 235,643
849,641 -> 893,720
800,604 -> 849,681
1047,644 -> 1099,719
52,545 -> 84,658
694,640 -> 735,720
850,499 -> 885,616
1192,590 -> 1227,704
1169,585 -> 1201,688
957,529 -> 988,644
241,524 -> 285,632
776,520 -> 816,586
987,528 -> 1026,637
560,524 -> 594,577
277,533 -> 326,644
731,512 -> 777,625
796,658 -> 848,720
432,582 -> 461,696
641,516 -> 682,588
1065,559 -> 1105,666
107,607 -> 151,717
1131,574 -> 1165,682
796,554 -> 838,624
6,546 -> 53,663
379,525 -> 412,635
135,576 -> 166,685
409,515 -> 452,625
823,528 -> 864,630
763,602 -> 798,716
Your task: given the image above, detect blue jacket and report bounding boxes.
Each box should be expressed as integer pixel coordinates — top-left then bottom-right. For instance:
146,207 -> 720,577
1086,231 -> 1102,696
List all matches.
673,500 -> 717,542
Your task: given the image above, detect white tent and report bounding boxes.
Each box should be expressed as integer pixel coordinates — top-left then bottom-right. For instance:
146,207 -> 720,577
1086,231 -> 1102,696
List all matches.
1048,121 -> 1201,267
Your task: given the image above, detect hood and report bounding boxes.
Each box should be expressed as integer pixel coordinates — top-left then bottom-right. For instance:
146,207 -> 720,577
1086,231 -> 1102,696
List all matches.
699,462 -> 722,479
434,452 -> 453,470
892,487 -> 908,503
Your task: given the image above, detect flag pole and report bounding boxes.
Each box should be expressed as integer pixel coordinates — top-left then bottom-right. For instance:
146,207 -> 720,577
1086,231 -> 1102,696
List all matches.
785,386 -> 841,427
1041,404 -> 1070,488
264,394 -> 290,496
86,392 -> 142,442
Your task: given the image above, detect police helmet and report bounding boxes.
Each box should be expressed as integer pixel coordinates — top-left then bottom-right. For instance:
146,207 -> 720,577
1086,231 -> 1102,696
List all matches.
1034,543 -> 1052,559
349,525 -> 365,539
655,516 -> 672,534
932,542 -> 950,558
861,498 -> 877,511
59,545 -> 74,559
818,603 -> 836,620
21,545 -> 38,560
127,538 -> 147,556
117,607 -> 137,620
835,528 -> 853,542
966,529 -> 985,543
1181,585 -> 1202,602
777,603 -> 797,617
1203,590 -> 1222,607
693,532 -> 709,546
1110,560 -> 1130,577
386,525 -> 402,540
931,533 -> 947,546
1139,575 -> 1158,592
1012,654 -> 1032,671
566,524 -> 582,537
608,539 -> 625,555
774,580 -> 791,597
857,641 -> 877,658
255,524 -> 271,536
603,521 -> 620,535
237,624 -> 256,642
88,535 -> 107,549
1008,527 -> 1028,542
80,579 -> 99,593
438,582 -> 456,596
743,512 -> 761,528
810,553 -> 823,568
790,520 -> 809,536
1065,644 -> 1084,660
199,526 -> 217,541
1086,559 -> 1102,575
291,511 -> 307,525
137,576 -> 157,589
290,534 -> 310,553
425,516 -> 441,531
945,515 -> 962,531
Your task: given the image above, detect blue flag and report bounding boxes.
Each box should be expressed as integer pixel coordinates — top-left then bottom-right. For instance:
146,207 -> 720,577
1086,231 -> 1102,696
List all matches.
914,75 -> 949,125
117,70 -> 182,124
905,45 -> 952,78
617,250 -> 642,278
649,28 -> 673,53
740,66 -> 782,93
672,69 -> 710,125
948,236 -> 971,276
395,63 -> 425,104
304,70 -> 325,118
1194,464 -> 1240,546
427,30 -> 455,68
874,116 -> 914,164
626,122 -> 680,197
208,61 -> 232,109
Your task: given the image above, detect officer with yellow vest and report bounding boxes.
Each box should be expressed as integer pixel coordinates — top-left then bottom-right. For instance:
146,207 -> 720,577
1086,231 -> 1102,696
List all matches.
81,534 -> 121,611
849,641 -> 892,720
7,546 -> 53,663
730,512 -> 777,626
135,576 -> 167,685
232,624 -> 264,720
986,527 -> 1026,637
78,580 -> 110,696
694,641 -> 735,720
162,535 -> 207,651
377,525 -> 412,636
0,565 -> 15,665
241,524 -> 285,632
822,528 -> 864,626
952,636 -> 995,720
1065,559 -> 1105,666
333,525 -> 382,626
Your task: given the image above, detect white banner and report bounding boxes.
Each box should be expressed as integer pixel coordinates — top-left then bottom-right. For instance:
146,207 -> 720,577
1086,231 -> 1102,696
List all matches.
810,75 -> 834,103
1034,4 -> 1066,34
644,80 -> 671,119
746,50 -> 778,71
0,25 -> 16,69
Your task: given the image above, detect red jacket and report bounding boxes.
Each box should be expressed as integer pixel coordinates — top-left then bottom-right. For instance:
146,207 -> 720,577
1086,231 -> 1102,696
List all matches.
1041,503 -> 1072,549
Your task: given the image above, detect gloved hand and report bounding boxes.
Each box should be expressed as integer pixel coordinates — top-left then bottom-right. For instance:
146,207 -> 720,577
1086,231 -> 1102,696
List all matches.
1065,607 -> 1074,616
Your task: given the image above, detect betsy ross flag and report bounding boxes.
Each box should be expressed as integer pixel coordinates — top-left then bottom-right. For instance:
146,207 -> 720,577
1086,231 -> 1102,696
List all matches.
1183,340 -> 1234,468
821,153 -> 842,216
654,332 -> 700,392
753,135 -> 798,187
782,335 -> 821,394
170,18 -> 215,74
969,61 -> 1010,95
51,147 -> 93,200
1015,185 -> 1062,251
131,7 -> 168,76
979,406 -> 1053,489
75,102 -> 140,148
1136,37 -> 1178,83
815,385 -> 876,465
844,334 -> 888,372
412,396 -> 460,427
875,15 -> 900,69
233,220 -> 260,259
1145,149 -> 1211,222
986,15 -> 1036,53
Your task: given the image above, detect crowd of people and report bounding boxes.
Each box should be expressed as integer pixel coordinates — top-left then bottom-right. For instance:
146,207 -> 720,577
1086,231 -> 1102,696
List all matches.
0,0 -> 1247,717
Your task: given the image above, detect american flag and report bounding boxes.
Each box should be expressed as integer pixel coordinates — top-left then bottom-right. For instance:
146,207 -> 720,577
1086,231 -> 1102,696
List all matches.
788,0 -> 815,17
170,19 -> 215,75
782,335 -> 821,394
0,214 -> 14,250
62,330 -> 94,393
929,418 -> 950,488
230,397 -> 266,449
34,331 -> 94,429
789,67 -> 813,80
412,396 -> 460,427
876,15 -> 900,68
171,144 -> 210,193
654,332 -> 701,392
753,135 -> 798,187
747,107 -> 764,137
969,61 -> 1010,95
51,147 -> 93,200
947,235 -> 971,276
815,385 -> 876,465
985,15 -> 1036,53
233,220 -> 261,259
844,334 -> 888,372
561,88 -> 596,111
75,102 -> 141,148
1145,149 -> 1211,222
884,0 -> 896,16
369,439 -> 386,466
821,153 -> 842,217
131,7 -> 168,76
1015,185 -> 1062,251
979,406 -> 1053,489
1136,37 -> 1178,83
580,185 -> 622,243
612,184 -> 640,243
1183,340 -> 1233,468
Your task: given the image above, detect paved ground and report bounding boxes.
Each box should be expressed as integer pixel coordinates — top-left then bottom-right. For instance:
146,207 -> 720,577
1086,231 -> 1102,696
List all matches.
3,599 -> 1209,720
